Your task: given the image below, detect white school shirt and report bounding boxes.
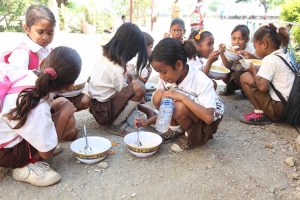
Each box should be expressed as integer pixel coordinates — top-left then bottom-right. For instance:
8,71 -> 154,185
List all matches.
8,35 -> 51,70
187,56 -> 205,71
257,49 -> 295,102
157,66 -> 224,121
127,56 -> 149,79
88,56 -> 128,102
0,67 -> 57,152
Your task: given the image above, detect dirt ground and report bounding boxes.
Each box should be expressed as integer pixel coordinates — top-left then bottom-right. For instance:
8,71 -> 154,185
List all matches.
1,77 -> 300,200
1,19 -> 300,200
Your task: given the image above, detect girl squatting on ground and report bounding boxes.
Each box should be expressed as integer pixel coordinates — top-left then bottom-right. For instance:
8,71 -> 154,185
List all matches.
6,5 -> 90,113
6,5 -> 55,70
0,46 -> 81,186
239,23 -> 292,125
88,23 -> 149,136
219,25 -> 255,96
135,38 -> 224,152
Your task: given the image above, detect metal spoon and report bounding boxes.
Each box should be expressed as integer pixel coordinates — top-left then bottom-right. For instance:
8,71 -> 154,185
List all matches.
84,125 -> 92,154
136,126 -> 142,147
239,54 -> 251,63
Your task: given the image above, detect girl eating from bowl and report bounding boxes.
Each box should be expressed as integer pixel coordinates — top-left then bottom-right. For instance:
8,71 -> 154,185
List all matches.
134,38 -> 224,152
188,29 -> 220,89
239,23 -> 292,125
219,24 -> 256,97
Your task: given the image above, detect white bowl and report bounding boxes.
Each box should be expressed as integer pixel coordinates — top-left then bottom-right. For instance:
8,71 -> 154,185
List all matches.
59,75 -> 87,97
124,131 -> 162,158
209,65 -> 230,79
240,59 -> 262,69
225,48 -> 241,61
70,136 -> 111,164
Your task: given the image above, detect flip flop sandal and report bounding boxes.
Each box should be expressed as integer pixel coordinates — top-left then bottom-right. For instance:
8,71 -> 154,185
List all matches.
106,122 -> 136,137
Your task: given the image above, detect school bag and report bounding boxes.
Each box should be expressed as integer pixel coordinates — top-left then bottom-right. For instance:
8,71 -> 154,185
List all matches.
270,55 -> 300,128
1,43 -> 39,70
0,74 -> 34,113
190,10 -> 203,27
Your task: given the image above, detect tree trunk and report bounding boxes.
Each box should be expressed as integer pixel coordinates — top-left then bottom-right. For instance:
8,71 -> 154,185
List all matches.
48,0 -> 60,31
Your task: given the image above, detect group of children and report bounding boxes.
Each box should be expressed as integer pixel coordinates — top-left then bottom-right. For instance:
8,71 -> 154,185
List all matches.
0,4 -> 294,187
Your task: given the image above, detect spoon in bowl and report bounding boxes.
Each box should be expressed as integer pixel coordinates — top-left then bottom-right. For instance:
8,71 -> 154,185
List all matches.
84,125 -> 93,154
136,126 -> 142,147
239,54 -> 251,64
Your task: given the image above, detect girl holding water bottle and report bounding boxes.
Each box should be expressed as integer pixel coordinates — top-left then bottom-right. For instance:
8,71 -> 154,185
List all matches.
134,38 -> 224,152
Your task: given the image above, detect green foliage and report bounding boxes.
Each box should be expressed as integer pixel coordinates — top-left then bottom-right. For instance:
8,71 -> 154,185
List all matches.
0,0 -> 47,32
235,0 -> 284,13
208,0 -> 223,12
0,0 -> 26,32
111,0 -> 151,25
280,0 -> 300,62
280,0 -> 300,22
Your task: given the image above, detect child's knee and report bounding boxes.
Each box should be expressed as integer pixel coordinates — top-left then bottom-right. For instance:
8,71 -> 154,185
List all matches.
240,72 -> 253,84
132,81 -> 146,97
78,95 -> 91,111
173,102 -> 188,120
63,127 -> 78,141
62,115 -> 78,141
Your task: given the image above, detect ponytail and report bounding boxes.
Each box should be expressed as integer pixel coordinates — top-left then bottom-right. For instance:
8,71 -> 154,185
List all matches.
182,40 -> 198,60
150,38 -> 198,70
4,46 -> 81,129
253,23 -> 289,49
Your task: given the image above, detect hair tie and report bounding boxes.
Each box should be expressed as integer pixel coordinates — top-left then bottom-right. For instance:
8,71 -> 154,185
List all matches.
195,29 -> 205,40
44,68 -> 57,80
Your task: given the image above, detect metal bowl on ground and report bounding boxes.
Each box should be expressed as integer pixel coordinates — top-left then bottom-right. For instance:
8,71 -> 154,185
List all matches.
225,48 -> 241,61
70,136 -> 111,164
209,65 -> 230,79
240,59 -> 262,70
124,131 -> 162,158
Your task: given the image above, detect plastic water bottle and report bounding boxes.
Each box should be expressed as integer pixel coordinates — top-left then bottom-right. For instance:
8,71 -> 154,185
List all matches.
155,97 -> 174,133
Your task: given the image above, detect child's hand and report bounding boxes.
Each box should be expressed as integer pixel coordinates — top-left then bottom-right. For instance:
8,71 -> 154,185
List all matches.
134,117 -> 148,128
219,43 -> 226,53
248,63 -> 258,74
237,50 -> 257,59
207,50 -> 220,63
164,33 -> 170,38
162,90 -> 185,102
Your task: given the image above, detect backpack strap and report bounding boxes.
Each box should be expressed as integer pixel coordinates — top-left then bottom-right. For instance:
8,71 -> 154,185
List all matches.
270,82 -> 287,106
8,74 -> 35,94
270,55 -> 297,106
3,43 -> 39,70
17,43 -> 39,70
276,55 -> 298,75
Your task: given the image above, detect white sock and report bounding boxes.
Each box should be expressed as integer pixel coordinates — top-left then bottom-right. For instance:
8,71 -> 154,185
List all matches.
170,125 -> 184,133
254,109 -> 264,114
112,100 -> 140,125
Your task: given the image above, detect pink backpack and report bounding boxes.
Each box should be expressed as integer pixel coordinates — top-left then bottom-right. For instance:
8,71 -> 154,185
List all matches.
0,73 -> 35,149
1,43 -> 39,70
0,74 -> 34,112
